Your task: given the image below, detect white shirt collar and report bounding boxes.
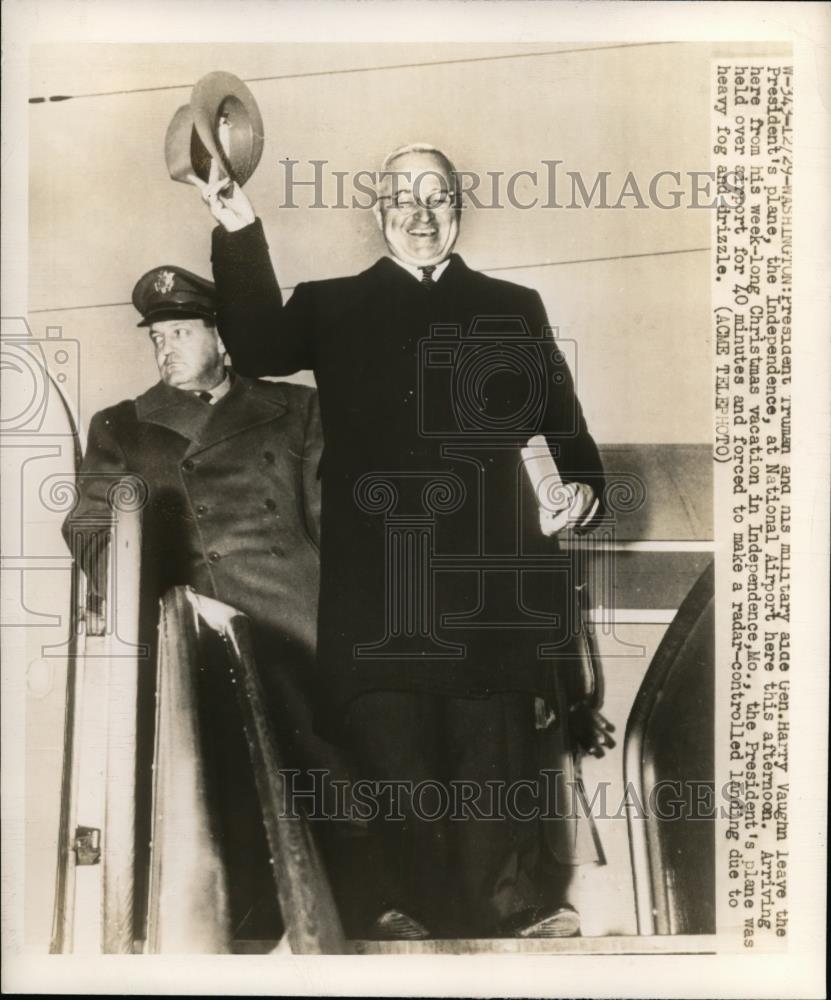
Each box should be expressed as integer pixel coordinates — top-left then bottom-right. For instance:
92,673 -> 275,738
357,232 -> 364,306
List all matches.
194,369 -> 231,405
388,255 -> 451,285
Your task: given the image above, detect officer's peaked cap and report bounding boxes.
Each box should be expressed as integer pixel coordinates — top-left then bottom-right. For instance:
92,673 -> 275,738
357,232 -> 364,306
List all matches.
132,265 -> 216,327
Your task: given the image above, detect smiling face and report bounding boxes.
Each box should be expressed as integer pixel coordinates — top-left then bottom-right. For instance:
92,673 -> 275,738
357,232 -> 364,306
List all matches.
376,150 -> 460,268
148,317 -> 226,391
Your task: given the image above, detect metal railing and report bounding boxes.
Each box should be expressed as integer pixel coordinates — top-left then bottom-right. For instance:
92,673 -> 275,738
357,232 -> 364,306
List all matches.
147,587 -> 345,954
52,526 -> 345,954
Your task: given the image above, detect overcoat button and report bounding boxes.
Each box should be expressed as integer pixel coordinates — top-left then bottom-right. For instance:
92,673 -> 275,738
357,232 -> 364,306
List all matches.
196,504 -> 207,515
264,498 -> 276,511
182,459 -> 195,472
264,451 -> 275,463
270,545 -> 280,556
208,551 -> 221,563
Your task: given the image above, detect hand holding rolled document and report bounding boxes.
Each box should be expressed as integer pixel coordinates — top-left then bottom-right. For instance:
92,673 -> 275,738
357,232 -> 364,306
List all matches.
521,435 -> 598,536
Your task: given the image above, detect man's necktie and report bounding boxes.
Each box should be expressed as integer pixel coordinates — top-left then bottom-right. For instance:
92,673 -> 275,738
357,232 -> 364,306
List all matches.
197,390 -> 213,403
419,265 -> 436,286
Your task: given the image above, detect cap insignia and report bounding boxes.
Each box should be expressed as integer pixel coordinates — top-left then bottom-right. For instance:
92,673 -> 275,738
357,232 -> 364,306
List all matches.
154,270 -> 176,294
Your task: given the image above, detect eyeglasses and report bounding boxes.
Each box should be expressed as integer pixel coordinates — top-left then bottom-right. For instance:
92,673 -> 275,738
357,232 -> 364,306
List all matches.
378,189 -> 457,212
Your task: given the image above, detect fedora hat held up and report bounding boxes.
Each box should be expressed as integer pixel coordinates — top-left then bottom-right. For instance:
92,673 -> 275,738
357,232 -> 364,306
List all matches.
165,71 -> 264,188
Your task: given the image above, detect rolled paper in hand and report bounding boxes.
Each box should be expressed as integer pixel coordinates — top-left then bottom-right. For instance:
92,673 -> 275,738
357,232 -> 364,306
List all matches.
521,434 -> 572,513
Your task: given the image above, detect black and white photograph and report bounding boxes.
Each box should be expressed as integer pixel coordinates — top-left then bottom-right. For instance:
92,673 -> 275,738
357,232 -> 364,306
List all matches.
1,2 -> 827,996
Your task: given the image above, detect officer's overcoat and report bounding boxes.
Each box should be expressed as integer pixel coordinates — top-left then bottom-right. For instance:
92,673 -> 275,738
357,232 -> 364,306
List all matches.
64,376 -> 333,765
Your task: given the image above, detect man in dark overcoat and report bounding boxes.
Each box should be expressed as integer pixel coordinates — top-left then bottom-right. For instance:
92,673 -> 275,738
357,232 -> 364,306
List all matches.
63,265 -> 348,941
199,144 -> 611,940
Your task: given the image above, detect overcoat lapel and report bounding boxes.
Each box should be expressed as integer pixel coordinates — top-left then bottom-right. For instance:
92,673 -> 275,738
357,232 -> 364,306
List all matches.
135,374 -> 288,457
188,376 -> 288,456
135,380 -> 213,444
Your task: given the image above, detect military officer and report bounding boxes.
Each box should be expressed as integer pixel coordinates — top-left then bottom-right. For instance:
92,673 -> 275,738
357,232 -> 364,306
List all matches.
63,265 -> 348,941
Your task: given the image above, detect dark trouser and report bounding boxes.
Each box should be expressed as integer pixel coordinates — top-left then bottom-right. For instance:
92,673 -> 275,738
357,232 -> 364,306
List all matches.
338,690 -> 572,938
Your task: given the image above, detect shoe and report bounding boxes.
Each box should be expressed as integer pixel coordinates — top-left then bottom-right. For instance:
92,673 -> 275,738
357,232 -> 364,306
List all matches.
369,908 -> 431,940
503,903 -> 581,938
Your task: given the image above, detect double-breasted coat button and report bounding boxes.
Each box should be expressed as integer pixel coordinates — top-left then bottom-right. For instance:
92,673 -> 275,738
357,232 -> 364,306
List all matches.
208,551 -> 221,563
196,504 -> 207,516
182,459 -> 195,472
263,451 -> 275,463
264,498 -> 276,511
